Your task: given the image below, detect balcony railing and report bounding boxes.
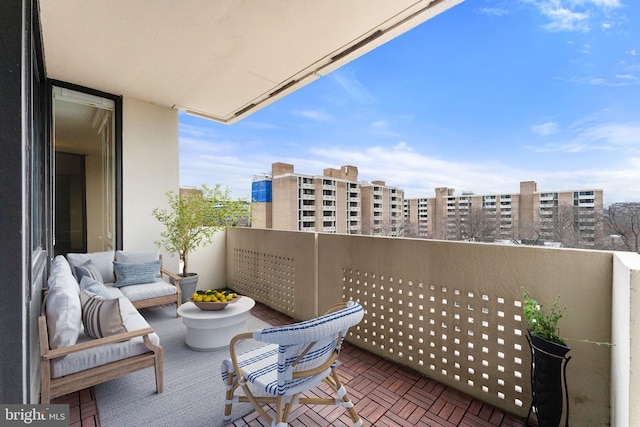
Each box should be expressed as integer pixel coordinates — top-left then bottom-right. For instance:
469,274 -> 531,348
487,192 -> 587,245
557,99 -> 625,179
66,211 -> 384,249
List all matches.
207,227 -> 640,427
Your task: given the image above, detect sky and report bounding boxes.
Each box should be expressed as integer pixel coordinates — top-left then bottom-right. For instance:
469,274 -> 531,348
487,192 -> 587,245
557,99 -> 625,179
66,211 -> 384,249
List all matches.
179,0 -> 640,206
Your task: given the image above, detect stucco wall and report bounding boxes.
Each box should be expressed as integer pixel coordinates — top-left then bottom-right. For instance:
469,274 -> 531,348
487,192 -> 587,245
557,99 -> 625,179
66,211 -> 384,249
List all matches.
121,98 -> 179,273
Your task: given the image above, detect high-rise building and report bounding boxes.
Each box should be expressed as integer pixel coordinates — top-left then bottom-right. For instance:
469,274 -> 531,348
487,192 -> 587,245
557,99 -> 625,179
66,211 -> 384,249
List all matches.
404,181 -> 603,247
252,162 -> 404,236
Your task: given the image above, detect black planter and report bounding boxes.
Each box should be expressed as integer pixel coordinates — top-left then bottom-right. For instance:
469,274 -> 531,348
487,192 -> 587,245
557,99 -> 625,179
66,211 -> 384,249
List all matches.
526,331 -> 571,427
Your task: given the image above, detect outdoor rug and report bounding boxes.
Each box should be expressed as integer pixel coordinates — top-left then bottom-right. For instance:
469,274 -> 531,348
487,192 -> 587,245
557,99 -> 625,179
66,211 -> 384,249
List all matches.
95,305 -> 270,427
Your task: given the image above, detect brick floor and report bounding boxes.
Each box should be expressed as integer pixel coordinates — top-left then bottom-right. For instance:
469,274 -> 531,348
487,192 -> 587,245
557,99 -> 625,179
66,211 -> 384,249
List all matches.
52,302 -> 533,426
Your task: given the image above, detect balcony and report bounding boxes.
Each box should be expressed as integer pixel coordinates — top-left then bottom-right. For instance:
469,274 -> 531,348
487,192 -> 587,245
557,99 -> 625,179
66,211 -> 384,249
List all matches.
62,228 -> 640,426
221,227 -> 640,426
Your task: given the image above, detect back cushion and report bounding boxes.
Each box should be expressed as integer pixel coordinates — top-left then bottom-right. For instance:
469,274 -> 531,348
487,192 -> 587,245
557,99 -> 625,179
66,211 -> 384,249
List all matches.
46,256 -> 82,349
67,251 -> 116,283
115,250 -> 159,264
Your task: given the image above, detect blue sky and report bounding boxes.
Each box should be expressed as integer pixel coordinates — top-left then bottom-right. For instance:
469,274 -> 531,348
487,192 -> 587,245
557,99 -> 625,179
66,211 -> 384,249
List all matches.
179,0 -> 639,206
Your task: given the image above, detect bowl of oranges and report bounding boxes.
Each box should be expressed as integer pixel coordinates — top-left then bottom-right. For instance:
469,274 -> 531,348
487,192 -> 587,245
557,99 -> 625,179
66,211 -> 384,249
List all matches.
190,289 -> 240,311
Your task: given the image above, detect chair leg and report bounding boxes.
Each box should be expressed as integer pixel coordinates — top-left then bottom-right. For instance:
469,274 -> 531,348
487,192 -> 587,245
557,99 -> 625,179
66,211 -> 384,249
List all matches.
328,369 -> 362,426
276,396 -> 286,425
241,381 -> 276,426
224,372 -> 236,419
280,394 -> 301,425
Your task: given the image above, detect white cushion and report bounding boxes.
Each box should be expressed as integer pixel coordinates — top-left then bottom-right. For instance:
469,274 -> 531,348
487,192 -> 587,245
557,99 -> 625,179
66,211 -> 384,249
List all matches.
115,249 -> 159,264
66,251 -> 116,283
50,298 -> 159,378
117,279 -> 177,302
46,256 -> 82,349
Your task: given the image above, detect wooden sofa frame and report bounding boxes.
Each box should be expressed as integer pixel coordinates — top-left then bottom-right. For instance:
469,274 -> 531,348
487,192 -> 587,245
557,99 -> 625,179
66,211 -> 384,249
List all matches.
39,303 -> 164,404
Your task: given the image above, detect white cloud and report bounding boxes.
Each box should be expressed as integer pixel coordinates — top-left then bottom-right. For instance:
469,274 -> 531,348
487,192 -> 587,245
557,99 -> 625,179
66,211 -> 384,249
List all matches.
586,0 -> 621,7
526,122 -> 640,153
531,122 -> 560,136
178,121 -> 640,208
295,109 -> 333,121
616,74 -> 635,80
546,8 -> 590,32
523,0 -> 622,32
330,69 -> 375,104
393,141 -> 413,151
371,120 -> 388,129
479,7 -> 510,16
368,119 -> 403,138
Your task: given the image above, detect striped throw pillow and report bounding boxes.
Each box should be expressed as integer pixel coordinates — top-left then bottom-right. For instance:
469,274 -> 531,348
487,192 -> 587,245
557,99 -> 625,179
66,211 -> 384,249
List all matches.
80,290 -> 126,338
75,263 -> 104,284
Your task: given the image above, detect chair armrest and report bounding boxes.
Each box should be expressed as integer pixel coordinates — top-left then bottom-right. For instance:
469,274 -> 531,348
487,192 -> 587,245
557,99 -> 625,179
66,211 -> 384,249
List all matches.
161,267 -> 181,282
41,326 -> 157,360
228,332 -> 256,372
161,268 -> 182,292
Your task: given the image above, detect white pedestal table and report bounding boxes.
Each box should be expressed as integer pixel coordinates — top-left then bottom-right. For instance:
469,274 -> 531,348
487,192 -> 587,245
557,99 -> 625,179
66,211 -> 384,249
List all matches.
176,297 -> 256,351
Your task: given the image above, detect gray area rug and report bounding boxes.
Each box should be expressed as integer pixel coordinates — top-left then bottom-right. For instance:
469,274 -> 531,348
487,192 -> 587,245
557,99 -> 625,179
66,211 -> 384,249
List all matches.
95,305 -> 270,427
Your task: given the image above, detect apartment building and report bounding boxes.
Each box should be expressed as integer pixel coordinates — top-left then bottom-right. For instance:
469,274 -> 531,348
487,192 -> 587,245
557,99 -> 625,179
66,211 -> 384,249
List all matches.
404,181 -> 603,247
251,162 -> 404,236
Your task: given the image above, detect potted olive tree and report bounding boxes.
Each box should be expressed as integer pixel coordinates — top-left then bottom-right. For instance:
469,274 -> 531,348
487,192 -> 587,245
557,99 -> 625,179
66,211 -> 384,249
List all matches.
153,184 -> 250,302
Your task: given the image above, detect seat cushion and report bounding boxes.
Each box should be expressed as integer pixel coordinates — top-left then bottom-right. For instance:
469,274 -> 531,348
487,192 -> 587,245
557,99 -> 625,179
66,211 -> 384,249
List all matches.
50,297 -> 159,378
221,344 -> 329,396
116,278 -> 177,302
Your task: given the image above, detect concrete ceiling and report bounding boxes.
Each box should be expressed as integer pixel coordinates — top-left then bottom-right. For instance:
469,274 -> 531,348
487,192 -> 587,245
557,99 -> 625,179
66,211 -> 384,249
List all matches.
40,0 -> 463,124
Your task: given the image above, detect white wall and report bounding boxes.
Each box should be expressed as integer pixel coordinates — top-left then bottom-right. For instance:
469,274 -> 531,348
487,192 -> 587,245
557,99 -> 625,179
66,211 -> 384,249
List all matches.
189,230 -> 227,291
612,251 -> 640,427
121,97 -> 180,273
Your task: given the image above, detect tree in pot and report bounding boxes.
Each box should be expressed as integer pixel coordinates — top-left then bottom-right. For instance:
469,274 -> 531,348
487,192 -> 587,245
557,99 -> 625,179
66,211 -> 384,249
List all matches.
521,287 -> 571,427
152,184 -> 250,303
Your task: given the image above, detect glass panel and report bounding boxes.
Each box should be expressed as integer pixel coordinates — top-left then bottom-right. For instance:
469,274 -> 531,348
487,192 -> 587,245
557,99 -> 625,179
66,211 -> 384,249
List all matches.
52,86 -> 115,254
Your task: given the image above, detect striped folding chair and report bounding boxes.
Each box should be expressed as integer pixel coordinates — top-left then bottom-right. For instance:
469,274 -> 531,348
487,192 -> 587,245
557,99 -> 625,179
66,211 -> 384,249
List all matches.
221,301 -> 365,427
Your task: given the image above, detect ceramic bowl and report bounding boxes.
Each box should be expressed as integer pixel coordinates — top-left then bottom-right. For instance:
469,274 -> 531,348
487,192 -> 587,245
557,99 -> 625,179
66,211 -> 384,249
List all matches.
192,296 -> 241,311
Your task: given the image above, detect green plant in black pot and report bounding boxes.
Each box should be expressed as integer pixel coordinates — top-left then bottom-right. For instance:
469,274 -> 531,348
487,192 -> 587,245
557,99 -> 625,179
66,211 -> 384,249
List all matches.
521,287 -> 570,427
521,287 -> 566,345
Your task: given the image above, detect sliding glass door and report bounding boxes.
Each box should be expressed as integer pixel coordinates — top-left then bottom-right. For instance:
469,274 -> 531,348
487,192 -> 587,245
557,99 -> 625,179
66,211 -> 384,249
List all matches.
52,85 -> 120,255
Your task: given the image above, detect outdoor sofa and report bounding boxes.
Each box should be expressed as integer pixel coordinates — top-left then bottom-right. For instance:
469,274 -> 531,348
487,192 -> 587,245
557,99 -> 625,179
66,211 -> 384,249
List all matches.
39,250 -> 182,403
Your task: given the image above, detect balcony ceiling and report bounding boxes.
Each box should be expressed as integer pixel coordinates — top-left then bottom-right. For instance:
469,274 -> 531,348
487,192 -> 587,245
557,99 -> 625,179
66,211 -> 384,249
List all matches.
39,0 -> 462,124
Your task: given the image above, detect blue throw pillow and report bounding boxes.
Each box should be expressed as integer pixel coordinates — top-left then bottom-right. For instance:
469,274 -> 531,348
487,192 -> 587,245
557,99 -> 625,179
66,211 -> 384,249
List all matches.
79,276 -> 112,298
113,260 -> 162,287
